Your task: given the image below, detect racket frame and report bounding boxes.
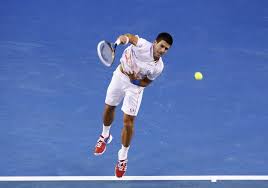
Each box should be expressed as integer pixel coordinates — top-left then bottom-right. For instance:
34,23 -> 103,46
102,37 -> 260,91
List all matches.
97,39 -> 121,67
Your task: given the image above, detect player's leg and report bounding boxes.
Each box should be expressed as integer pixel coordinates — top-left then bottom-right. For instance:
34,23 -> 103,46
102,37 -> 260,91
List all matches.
94,104 -> 115,156
102,104 -> 116,135
119,113 -> 135,160
94,74 -> 124,156
114,113 -> 134,178
119,113 -> 135,161
115,86 -> 144,177
121,113 -> 135,147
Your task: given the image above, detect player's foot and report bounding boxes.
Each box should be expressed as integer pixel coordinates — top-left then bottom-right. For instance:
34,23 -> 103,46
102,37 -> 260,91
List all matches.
115,159 -> 128,178
94,134 -> 113,156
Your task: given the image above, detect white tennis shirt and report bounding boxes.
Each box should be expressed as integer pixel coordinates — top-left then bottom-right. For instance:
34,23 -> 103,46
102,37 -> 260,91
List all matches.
119,37 -> 164,81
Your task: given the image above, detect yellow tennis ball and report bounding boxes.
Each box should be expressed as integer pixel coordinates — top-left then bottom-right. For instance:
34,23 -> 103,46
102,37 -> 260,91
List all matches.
194,72 -> 203,80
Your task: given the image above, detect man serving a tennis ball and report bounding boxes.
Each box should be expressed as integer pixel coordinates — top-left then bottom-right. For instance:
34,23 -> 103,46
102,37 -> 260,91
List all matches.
94,32 -> 173,178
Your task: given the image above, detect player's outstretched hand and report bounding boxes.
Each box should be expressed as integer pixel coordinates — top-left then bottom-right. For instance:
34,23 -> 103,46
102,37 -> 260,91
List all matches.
125,71 -> 138,81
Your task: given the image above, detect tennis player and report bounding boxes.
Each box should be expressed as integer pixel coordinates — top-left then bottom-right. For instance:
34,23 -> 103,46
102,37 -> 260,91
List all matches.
94,32 -> 173,178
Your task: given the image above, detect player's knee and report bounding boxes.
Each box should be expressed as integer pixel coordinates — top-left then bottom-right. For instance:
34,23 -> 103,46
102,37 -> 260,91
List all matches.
104,104 -> 116,112
123,114 -> 135,127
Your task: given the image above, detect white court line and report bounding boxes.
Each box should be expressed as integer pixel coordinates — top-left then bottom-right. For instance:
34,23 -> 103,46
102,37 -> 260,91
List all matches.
0,176 -> 268,182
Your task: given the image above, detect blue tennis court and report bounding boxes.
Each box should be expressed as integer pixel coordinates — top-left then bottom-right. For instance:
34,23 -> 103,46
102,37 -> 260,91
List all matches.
0,0 -> 268,187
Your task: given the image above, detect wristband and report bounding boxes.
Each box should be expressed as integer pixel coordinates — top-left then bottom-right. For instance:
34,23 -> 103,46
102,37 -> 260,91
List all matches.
131,79 -> 141,86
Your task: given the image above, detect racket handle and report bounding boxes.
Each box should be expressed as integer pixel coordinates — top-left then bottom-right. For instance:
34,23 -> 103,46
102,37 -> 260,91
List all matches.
114,39 -> 121,49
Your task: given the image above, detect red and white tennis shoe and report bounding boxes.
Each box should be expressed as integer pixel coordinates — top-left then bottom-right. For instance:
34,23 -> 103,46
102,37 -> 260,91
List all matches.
115,159 -> 128,178
94,134 -> 113,156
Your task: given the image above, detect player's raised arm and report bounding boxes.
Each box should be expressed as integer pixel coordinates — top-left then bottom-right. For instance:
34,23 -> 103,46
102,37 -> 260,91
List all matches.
117,34 -> 138,46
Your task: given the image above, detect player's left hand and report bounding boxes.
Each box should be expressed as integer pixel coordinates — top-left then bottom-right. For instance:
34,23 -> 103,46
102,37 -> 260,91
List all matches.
125,71 -> 138,81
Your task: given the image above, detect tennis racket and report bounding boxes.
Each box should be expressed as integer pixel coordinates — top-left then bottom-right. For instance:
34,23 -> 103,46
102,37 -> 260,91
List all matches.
97,39 -> 121,67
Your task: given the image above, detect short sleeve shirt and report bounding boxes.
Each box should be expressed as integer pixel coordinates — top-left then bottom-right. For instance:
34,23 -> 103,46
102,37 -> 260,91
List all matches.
120,37 -> 164,80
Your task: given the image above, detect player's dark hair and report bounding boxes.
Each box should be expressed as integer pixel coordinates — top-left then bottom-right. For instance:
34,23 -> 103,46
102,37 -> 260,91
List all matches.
156,32 -> 173,45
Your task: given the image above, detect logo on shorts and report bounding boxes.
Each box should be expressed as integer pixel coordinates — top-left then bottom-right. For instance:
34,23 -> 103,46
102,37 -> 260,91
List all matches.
130,108 -> 135,113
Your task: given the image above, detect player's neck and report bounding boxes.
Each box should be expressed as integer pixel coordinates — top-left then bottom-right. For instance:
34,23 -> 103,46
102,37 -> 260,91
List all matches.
153,56 -> 160,61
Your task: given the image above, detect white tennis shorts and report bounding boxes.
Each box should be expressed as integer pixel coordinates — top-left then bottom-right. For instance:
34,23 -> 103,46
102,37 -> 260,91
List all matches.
105,66 -> 144,116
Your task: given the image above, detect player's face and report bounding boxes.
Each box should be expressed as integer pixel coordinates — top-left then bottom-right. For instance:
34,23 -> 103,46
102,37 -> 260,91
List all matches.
153,40 -> 171,60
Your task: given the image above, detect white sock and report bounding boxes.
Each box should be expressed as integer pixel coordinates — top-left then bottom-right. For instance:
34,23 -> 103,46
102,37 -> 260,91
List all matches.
118,145 -> 130,160
101,124 -> 111,138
